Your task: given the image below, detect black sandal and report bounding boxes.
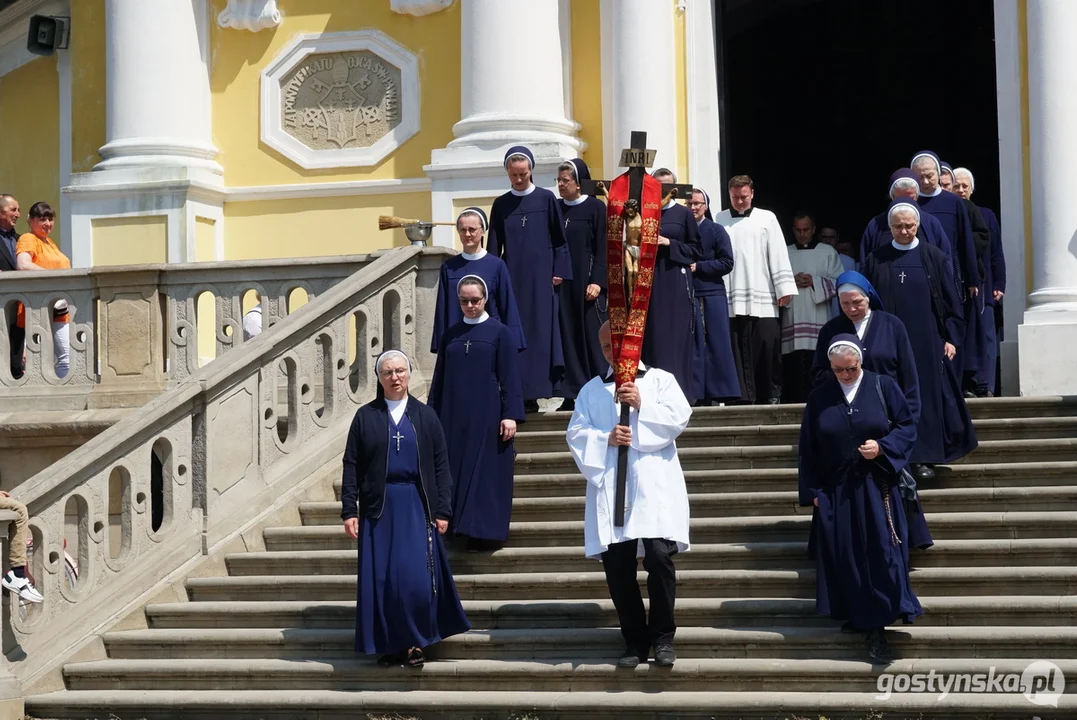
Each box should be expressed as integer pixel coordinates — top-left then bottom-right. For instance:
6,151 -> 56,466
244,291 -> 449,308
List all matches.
406,647 -> 426,667
378,651 -> 405,667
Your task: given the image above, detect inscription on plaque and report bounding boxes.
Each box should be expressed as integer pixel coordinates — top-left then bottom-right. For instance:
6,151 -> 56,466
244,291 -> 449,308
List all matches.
280,52 -> 402,150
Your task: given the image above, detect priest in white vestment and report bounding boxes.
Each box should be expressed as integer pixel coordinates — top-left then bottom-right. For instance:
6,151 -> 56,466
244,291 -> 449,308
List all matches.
781,214 -> 845,402
566,321 -> 691,669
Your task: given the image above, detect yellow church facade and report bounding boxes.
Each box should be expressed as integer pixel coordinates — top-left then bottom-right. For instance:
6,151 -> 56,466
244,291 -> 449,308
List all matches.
0,0 -> 719,265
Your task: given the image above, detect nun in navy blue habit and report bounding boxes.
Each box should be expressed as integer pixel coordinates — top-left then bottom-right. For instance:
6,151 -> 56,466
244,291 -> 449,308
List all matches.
862,200 -> 978,482
555,157 -> 609,405
431,207 -> 526,354
799,334 -> 923,663
341,350 -> 470,667
859,169 -> 955,280
489,146 -> 572,410
643,168 -> 703,404
429,275 -> 525,552
687,188 -> 740,403
811,271 -> 932,550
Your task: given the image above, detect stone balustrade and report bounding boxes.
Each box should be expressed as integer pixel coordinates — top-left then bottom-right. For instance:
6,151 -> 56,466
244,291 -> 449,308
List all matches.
0,253 -> 380,411
3,246 -> 449,686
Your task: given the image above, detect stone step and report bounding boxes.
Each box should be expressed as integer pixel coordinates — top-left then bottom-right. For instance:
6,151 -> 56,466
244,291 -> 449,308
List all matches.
505,461 -> 1077,498
57,655 -> 1077,694
308,485 -> 1077,527
511,438 -> 1077,475
263,511 -> 1077,552
226,538 -> 1077,577
514,416 -> 1077,453
97,625 -> 1077,661
145,596 -> 1077,631
27,688 -> 1077,720
184,566 -> 1077,603
520,396 -> 1077,432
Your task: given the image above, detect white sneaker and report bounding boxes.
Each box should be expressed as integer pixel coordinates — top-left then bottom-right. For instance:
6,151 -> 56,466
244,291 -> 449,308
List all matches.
2,571 -> 43,603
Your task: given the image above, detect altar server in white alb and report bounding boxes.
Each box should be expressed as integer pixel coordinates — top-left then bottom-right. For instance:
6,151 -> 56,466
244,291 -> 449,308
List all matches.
566,321 -> 692,670
715,175 -> 797,404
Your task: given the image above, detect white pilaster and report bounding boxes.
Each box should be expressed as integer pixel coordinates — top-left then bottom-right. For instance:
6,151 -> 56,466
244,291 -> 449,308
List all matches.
425,0 -> 582,246
64,0 -> 223,266
685,0 -> 721,198
600,0 -> 678,181
1017,0 -> 1077,395
993,0 -> 1026,396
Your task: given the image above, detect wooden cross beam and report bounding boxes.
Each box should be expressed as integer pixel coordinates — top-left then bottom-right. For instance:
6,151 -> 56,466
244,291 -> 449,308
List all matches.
579,131 -> 694,202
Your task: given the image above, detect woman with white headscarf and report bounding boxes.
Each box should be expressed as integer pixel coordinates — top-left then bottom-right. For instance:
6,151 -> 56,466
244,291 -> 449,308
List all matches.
862,199 -> 977,483
799,333 -> 922,663
429,275 -> 524,552
341,350 -> 470,667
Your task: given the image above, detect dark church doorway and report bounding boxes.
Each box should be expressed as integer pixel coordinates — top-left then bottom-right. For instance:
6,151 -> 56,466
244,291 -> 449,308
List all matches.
715,0 -> 1000,249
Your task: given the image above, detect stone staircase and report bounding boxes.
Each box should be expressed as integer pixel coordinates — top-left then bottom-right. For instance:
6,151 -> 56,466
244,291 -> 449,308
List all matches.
25,398 -> 1077,719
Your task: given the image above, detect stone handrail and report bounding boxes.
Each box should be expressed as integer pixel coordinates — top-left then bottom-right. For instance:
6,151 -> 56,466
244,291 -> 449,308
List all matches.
0,253 -> 380,411
5,245 -> 450,685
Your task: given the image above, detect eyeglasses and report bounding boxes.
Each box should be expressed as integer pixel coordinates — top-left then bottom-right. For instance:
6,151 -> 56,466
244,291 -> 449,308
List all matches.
687,201 -> 706,208
380,368 -> 408,378
831,365 -> 860,375
891,223 -> 917,231
458,297 -> 484,305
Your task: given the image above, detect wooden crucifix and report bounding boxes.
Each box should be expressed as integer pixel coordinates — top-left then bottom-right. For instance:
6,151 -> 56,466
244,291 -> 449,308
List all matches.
580,131 -> 692,528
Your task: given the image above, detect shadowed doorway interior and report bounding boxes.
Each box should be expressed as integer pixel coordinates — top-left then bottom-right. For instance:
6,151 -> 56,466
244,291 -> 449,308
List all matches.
716,0 -> 1000,247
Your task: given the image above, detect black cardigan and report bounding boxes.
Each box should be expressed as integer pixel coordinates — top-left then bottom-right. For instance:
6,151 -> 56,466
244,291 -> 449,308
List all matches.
340,395 -> 453,522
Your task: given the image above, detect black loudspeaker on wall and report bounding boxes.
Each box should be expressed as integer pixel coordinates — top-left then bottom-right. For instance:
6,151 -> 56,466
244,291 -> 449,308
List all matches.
27,15 -> 69,56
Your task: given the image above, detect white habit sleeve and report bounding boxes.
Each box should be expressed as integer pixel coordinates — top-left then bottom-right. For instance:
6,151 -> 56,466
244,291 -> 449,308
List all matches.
810,247 -> 844,305
567,384 -> 613,489
766,214 -> 798,300
632,371 -> 692,453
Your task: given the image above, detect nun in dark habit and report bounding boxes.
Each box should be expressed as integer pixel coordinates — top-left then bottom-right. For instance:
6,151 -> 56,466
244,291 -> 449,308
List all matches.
859,169 -> 954,279
645,168 -> 703,405
799,334 -> 922,663
431,207 -> 526,354
687,188 -> 740,404
811,270 -> 933,550
429,275 -> 524,553
489,145 -> 573,411
862,200 -> 978,482
341,350 -> 470,667
555,157 -> 608,408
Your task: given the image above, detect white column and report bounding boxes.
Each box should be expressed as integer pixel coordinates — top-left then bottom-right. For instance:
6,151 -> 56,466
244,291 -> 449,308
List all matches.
446,0 -> 581,157
96,0 -> 221,175
1017,0 -> 1077,395
425,0 -> 582,246
600,0 -> 678,180
685,0 -> 721,199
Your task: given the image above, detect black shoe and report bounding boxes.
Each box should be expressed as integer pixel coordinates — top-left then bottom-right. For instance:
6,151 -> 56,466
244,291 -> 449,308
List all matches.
866,629 -> 892,664
913,464 -> 936,482
963,390 -> 976,399
616,648 -> 646,668
840,621 -> 858,634
767,398 -> 781,405
654,644 -> 676,667
524,399 -> 540,414
558,398 -> 575,412
465,537 -> 482,553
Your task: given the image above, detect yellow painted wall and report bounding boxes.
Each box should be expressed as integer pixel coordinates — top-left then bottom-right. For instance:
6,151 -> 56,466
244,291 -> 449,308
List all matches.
674,1 -> 689,181
210,0 -> 460,186
222,192 -> 428,260
72,0 -> 107,173
0,56 -> 60,237
195,217 -> 217,262
570,0 -> 603,173
90,216 -> 168,266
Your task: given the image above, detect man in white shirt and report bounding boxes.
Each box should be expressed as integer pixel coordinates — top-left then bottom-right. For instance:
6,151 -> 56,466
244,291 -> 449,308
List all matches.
242,303 -> 262,341
566,321 -> 692,669
714,175 -> 797,404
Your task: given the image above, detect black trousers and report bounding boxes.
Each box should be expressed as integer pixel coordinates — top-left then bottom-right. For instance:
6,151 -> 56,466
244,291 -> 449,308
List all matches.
8,322 -> 23,379
781,349 -> 814,404
601,538 -> 678,653
730,316 -> 782,404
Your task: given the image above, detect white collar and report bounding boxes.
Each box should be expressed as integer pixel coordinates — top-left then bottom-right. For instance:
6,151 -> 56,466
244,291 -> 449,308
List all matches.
892,237 -> 920,251
662,199 -> 676,210
463,311 -> 489,325
461,248 -> 487,260
921,186 -> 943,198
386,396 -> 407,423
510,184 -> 536,197
841,374 -> 863,404
563,194 -> 587,206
